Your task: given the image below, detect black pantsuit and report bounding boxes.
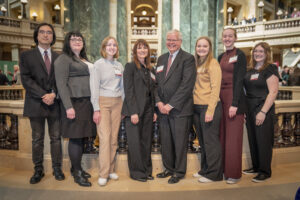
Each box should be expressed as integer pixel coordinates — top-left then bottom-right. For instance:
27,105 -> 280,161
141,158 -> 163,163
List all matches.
125,105 -> 153,179
122,62 -> 156,180
193,103 -> 223,181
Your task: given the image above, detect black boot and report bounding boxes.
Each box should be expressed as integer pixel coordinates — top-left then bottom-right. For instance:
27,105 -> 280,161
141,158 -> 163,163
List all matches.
70,166 -> 91,178
73,170 -> 92,187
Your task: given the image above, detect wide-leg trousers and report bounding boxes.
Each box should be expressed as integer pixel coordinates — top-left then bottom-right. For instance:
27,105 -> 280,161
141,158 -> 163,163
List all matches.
246,103 -> 274,177
220,87 -> 244,179
97,96 -> 123,178
193,102 -> 223,181
125,106 -> 153,179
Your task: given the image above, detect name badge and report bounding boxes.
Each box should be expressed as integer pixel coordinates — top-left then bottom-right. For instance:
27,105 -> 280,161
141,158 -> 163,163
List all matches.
156,65 -> 164,73
150,72 -> 156,81
250,73 -> 259,80
229,55 -> 238,63
114,69 -> 122,76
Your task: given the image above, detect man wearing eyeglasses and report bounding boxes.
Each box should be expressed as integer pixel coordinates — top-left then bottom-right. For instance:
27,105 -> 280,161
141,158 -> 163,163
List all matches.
20,23 -> 64,184
155,29 -> 196,184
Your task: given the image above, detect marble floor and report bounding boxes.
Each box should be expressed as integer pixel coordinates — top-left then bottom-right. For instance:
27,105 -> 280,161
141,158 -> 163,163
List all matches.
0,162 -> 299,200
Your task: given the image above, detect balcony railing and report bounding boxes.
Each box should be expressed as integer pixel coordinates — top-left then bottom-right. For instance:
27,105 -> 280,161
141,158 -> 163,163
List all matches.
132,27 -> 158,36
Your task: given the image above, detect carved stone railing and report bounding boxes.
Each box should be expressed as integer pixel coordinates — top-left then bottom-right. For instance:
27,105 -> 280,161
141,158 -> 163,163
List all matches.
274,100 -> 300,148
225,17 -> 300,48
0,16 -> 64,51
132,27 -> 158,36
277,86 -> 300,100
0,85 -> 25,100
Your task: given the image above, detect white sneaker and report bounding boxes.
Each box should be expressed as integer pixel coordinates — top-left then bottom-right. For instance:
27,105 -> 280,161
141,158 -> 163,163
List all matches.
193,172 -> 202,178
198,177 -> 213,183
98,178 -> 107,186
226,178 -> 240,184
109,173 -> 119,180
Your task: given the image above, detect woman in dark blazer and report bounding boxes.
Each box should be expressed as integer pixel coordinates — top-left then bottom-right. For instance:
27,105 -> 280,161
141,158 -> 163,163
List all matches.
122,39 -> 157,182
218,28 -> 247,184
54,31 -> 95,187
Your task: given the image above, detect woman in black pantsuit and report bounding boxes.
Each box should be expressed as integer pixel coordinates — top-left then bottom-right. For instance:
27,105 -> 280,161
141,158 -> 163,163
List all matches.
122,39 -> 157,182
243,42 -> 279,183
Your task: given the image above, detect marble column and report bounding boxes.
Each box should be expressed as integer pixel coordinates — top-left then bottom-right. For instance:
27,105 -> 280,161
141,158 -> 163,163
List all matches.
109,0 -> 117,38
161,0 -> 172,54
11,45 -> 19,62
116,0 -> 127,66
179,0 -> 220,55
64,0 -> 110,62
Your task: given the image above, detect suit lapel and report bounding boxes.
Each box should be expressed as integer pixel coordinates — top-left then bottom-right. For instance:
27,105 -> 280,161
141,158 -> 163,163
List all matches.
164,49 -> 182,84
50,50 -> 58,76
35,47 -> 49,75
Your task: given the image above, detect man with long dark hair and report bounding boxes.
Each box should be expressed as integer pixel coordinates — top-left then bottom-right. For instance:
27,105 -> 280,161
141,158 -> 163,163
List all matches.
20,23 -> 64,184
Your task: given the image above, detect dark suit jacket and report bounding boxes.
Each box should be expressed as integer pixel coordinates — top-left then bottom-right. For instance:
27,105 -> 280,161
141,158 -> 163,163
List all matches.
20,47 -> 59,117
155,48 -> 196,117
122,62 -> 155,117
218,48 -> 247,114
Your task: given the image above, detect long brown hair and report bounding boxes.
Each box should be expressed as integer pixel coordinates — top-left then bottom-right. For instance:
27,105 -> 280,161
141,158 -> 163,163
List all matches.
132,39 -> 151,69
194,36 -> 213,71
248,42 -> 272,71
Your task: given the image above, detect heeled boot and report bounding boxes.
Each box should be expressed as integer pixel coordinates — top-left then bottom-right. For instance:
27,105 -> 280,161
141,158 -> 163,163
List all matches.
73,170 -> 92,187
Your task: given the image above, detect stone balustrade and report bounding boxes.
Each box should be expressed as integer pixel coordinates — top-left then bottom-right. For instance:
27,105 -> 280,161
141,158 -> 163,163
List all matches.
0,85 -> 25,100
132,27 -> 158,36
0,16 -> 64,51
278,86 -> 300,100
225,17 -> 300,48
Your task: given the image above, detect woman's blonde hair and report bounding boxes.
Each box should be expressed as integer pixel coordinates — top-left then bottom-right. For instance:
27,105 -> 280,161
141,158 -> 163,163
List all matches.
100,36 -> 119,59
248,42 -> 272,72
194,36 -> 213,71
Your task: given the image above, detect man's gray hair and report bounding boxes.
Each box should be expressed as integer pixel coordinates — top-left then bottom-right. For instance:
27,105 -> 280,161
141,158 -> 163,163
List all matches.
167,29 -> 182,40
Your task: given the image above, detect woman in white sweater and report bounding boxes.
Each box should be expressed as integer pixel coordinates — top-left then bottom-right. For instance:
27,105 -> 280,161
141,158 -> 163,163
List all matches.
90,36 -> 124,186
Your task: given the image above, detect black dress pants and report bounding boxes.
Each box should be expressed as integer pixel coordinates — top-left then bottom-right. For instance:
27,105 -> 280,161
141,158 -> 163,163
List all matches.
246,105 -> 274,177
193,102 -> 223,181
125,106 -> 153,179
29,117 -> 62,171
159,114 -> 191,178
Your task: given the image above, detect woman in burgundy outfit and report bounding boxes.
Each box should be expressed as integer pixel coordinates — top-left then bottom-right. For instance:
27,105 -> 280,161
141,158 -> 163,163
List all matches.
218,28 -> 247,184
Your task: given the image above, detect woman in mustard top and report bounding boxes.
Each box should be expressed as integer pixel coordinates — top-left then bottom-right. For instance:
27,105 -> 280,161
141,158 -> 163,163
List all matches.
192,37 -> 223,183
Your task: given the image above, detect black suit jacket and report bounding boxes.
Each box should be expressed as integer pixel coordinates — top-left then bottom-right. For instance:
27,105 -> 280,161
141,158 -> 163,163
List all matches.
122,62 -> 155,117
155,48 -> 196,117
218,48 -> 247,114
20,47 -> 60,117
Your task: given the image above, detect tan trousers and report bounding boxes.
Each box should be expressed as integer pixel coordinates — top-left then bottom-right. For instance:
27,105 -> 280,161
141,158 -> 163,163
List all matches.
98,96 -> 123,178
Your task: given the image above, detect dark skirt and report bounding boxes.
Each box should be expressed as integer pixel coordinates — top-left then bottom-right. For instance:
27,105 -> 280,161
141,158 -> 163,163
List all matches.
60,97 -> 96,138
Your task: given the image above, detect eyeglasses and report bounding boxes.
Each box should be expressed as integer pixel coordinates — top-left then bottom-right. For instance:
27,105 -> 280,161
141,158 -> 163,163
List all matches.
39,30 -> 53,35
70,38 -> 83,42
166,39 -> 180,42
106,44 -> 117,47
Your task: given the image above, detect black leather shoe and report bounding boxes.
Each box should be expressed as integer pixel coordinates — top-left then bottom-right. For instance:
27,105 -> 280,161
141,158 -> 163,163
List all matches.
70,167 -> 91,178
131,177 -> 147,182
30,170 -> 45,184
147,175 -> 154,180
53,168 -> 65,181
73,170 -> 92,187
242,168 -> 258,175
252,173 -> 270,183
168,176 -> 181,184
156,170 -> 173,178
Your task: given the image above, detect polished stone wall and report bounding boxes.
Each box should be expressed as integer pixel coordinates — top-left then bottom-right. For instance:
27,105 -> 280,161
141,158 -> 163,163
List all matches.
64,0 -> 110,62
116,0 -> 127,66
161,0 -> 172,54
